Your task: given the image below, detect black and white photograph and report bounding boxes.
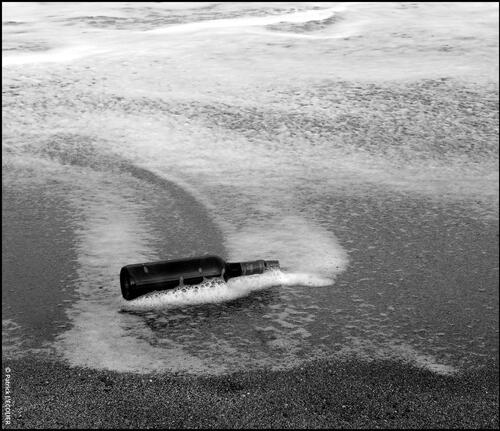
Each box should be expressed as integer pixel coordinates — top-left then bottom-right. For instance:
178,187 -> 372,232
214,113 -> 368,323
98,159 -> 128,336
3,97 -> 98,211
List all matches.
2,1 -> 499,429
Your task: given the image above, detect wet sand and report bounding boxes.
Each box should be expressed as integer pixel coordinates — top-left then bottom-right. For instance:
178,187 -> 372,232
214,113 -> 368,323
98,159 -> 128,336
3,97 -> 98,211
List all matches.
2,356 -> 498,429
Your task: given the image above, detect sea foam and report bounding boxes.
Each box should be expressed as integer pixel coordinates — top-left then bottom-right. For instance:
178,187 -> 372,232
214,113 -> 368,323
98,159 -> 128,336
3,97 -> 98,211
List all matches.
146,6 -> 344,35
121,269 -> 334,311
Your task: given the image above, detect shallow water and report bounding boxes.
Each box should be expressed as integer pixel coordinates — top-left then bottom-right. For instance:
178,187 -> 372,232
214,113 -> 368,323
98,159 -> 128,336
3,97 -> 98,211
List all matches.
2,2 -> 499,375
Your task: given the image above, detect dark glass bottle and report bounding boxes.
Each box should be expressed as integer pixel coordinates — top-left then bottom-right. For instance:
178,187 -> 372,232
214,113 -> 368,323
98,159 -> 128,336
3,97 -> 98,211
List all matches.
120,255 -> 280,300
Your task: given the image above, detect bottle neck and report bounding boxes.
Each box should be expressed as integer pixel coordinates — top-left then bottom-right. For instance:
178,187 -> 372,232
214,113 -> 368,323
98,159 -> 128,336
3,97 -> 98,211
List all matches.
224,260 -> 280,280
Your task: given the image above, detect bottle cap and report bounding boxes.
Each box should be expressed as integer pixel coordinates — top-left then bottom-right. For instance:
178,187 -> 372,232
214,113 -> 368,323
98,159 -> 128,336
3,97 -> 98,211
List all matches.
264,260 -> 280,270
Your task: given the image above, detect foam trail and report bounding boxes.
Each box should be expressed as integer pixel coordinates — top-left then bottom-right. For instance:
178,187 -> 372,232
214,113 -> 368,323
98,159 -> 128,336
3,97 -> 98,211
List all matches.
2,45 -> 111,66
146,6 -> 343,35
121,269 -> 333,311
225,215 -> 349,278
245,28 -> 358,40
1,6 -> 343,66
337,337 -> 458,376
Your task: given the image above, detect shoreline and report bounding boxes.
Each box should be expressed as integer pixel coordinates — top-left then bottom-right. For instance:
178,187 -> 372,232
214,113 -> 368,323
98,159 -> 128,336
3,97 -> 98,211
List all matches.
2,355 -> 498,429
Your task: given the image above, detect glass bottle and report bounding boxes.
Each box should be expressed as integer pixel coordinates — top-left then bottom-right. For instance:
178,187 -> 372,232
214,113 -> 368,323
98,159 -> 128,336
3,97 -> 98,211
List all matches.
120,255 -> 279,300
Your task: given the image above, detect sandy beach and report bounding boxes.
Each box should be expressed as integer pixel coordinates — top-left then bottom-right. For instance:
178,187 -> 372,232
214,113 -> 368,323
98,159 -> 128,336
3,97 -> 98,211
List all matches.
2,356 -> 498,429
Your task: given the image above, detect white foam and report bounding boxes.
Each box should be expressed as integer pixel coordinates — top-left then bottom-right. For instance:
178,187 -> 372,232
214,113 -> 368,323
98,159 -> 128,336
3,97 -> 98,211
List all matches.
121,269 -> 333,311
225,215 -> 349,278
146,6 -> 343,35
246,27 -> 359,40
1,6 -> 343,66
51,172 -> 210,373
2,45 -> 111,66
337,336 -> 458,375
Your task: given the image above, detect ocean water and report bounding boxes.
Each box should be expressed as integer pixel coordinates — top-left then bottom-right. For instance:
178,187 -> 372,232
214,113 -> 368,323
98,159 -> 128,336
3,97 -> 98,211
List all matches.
2,2 -> 499,375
